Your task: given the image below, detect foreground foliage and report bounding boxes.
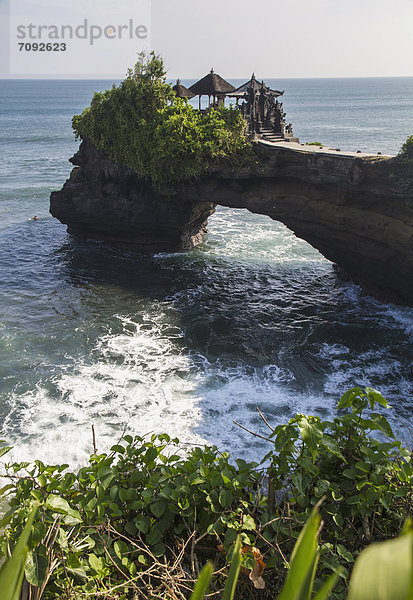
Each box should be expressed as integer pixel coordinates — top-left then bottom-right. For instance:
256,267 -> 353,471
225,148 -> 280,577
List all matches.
193,513 -> 413,600
264,386 -> 412,593
0,504 -> 38,600
72,52 -> 253,187
0,387 -> 411,598
5,509 -> 413,600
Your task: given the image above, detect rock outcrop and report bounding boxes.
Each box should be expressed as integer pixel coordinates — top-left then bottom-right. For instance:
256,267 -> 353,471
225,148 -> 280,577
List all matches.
50,139 -> 215,252
50,139 -> 413,304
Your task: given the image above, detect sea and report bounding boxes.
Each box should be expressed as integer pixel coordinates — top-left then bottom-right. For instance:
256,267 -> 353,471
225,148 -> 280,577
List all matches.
1,77 -> 413,468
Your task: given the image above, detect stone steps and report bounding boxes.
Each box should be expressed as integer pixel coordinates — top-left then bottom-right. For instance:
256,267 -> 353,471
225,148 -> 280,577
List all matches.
262,134 -> 285,142
260,127 -> 284,143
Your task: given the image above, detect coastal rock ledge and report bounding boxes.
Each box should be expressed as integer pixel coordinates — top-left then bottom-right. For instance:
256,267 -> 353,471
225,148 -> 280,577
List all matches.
50,139 -> 413,305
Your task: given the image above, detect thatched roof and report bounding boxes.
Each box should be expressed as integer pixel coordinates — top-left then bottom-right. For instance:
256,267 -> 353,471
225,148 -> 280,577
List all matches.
173,79 -> 195,99
189,69 -> 235,97
227,74 -> 284,98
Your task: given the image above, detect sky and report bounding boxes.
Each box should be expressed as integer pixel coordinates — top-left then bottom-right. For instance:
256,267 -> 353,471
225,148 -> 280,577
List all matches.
1,0 -> 413,78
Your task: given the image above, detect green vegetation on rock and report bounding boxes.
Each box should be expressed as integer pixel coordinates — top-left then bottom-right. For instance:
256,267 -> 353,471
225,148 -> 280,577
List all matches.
0,387 -> 411,598
399,135 -> 413,164
72,52 -> 253,187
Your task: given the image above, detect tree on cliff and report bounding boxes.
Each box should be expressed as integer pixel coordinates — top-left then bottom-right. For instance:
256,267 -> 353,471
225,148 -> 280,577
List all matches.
72,52 -> 252,187
399,134 -> 413,164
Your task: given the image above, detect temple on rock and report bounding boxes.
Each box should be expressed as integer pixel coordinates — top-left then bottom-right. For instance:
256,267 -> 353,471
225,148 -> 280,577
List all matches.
172,79 -> 195,99
188,68 -> 235,109
176,70 -> 299,143
226,74 -> 298,142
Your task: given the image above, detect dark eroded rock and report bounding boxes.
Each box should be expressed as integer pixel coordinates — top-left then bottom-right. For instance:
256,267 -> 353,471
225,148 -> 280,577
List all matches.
50,139 -> 413,304
50,139 -> 216,252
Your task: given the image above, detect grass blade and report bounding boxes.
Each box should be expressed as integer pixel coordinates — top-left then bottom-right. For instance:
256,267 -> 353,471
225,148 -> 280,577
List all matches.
222,536 -> 242,600
0,503 -> 39,600
313,571 -> 341,600
278,508 -> 320,600
189,562 -> 214,600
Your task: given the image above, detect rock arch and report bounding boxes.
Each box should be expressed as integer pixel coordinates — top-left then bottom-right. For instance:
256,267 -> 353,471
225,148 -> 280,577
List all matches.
50,140 -> 413,304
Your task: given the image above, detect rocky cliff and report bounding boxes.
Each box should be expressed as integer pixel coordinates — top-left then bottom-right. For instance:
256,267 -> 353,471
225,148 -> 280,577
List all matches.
50,139 -> 216,252
50,139 -> 413,304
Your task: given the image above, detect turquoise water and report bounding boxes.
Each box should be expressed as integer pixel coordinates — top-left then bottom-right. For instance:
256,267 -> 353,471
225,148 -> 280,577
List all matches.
0,77 -> 413,466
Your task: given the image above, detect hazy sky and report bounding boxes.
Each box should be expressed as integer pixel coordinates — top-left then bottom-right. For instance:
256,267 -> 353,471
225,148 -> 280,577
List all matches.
1,0 -> 413,78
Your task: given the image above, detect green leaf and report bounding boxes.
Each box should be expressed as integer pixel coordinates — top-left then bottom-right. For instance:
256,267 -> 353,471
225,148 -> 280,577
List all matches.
95,484 -> 104,499
297,415 -> 322,452
331,489 -> 344,502
337,544 -> 354,563
355,462 -> 371,473
313,571 -> 341,600
25,546 -> 49,586
222,536 -> 242,600
348,532 -> 413,600
30,521 -> 47,546
343,468 -> 356,479
278,508 -> 320,600
153,543 -> 166,557
338,387 -> 364,409
88,553 -> 105,574
189,475 -> 206,485
0,484 -> 14,497
145,446 -> 158,462
274,426 -> 294,451
190,562 -> 213,600
0,508 -> 14,529
0,446 -> 12,458
147,527 -> 162,547
125,520 -> 137,536
150,502 -> 166,518
45,494 -> 81,521
221,472 -> 232,485
0,503 -> 39,600
219,489 -> 233,508
322,436 -> 346,461
365,387 -> 388,410
332,513 -> 344,528
369,413 -> 394,438
242,514 -> 256,531
135,516 -> 150,534
114,540 -> 129,560
66,566 -> 88,582
314,479 -> 330,497
111,444 -> 126,453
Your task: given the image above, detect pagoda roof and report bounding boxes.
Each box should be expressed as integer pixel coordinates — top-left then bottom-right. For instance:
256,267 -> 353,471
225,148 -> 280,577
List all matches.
227,74 -> 284,98
189,69 -> 235,97
173,79 -> 195,99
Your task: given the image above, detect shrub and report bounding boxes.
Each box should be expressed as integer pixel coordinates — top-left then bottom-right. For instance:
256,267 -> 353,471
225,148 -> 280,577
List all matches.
262,386 -> 412,595
72,52 -> 253,187
0,387 -> 411,598
398,135 -> 413,164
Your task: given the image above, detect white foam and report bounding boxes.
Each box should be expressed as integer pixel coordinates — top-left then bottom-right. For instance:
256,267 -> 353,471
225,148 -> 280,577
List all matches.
3,310 -> 337,468
3,313 -> 207,466
384,305 -> 413,337
203,208 -> 325,265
